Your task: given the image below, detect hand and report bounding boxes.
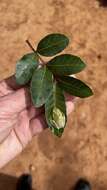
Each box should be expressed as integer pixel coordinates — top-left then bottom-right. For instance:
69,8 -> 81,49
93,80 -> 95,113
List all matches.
0,76 -> 74,168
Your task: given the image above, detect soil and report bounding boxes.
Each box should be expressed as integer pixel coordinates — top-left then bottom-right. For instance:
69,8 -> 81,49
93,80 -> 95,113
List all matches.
0,0 -> 107,190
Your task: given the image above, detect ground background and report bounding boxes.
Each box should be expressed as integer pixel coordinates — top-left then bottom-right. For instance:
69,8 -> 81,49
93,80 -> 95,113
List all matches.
0,0 -> 107,189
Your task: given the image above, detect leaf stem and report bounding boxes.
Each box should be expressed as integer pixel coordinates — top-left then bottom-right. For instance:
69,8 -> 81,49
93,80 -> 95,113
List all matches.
38,54 -> 45,64
26,40 -> 36,53
26,39 -> 45,65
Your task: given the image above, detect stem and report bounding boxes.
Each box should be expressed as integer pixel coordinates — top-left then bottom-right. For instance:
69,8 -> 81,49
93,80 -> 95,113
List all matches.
26,40 -> 36,53
26,39 -> 45,65
38,54 -> 45,64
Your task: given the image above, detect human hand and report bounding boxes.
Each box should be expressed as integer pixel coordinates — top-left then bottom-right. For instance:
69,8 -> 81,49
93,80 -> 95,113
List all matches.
0,76 -> 75,168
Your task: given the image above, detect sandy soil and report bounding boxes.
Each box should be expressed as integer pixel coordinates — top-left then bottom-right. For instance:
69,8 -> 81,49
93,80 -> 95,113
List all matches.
0,0 -> 107,189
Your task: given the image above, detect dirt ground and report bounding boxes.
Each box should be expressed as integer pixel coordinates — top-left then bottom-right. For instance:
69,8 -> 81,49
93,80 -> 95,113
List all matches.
0,0 -> 107,189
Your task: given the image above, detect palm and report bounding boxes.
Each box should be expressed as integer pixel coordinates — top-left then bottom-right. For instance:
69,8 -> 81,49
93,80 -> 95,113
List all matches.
0,76 -> 74,168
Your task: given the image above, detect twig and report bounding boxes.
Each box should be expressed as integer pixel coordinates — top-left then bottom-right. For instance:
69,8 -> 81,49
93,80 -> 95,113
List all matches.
26,40 -> 36,53
26,39 -> 45,64
38,54 -> 45,64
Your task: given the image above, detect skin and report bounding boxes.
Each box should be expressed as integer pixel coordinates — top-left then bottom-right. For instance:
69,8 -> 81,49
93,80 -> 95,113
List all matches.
0,76 -> 75,168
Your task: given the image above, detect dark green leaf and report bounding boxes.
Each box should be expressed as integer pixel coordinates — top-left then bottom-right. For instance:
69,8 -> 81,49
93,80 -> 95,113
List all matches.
15,53 -> 39,85
47,54 -> 86,76
37,33 -> 69,56
58,76 -> 93,98
45,82 -> 67,137
30,66 -> 53,107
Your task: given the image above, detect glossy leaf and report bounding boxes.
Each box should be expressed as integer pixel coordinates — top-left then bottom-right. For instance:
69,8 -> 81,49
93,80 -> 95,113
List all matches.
15,53 -> 39,85
30,66 -> 53,107
37,33 -> 69,56
58,76 -> 93,98
45,82 -> 67,137
47,54 -> 86,76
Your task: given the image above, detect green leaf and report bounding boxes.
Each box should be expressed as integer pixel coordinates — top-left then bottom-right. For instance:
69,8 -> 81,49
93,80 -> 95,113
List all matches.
37,33 -> 69,57
15,53 -> 39,85
30,66 -> 53,107
45,82 -> 67,137
58,76 -> 93,98
47,54 -> 86,76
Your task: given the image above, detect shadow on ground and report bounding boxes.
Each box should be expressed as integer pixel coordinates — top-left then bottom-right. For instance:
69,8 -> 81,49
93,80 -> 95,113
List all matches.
0,172 -> 107,190
98,0 -> 107,6
0,173 -> 17,190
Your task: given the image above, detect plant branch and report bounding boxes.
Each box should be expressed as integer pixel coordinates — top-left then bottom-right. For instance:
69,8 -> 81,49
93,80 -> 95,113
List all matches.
38,54 -> 45,64
26,40 -> 36,53
26,39 -> 45,65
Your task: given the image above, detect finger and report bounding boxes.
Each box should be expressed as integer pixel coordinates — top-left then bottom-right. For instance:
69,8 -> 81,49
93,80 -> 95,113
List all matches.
13,110 -> 46,149
0,75 -> 21,97
0,114 -> 47,168
64,92 -> 76,101
14,110 -> 32,148
0,80 -> 13,97
0,108 -> 42,152
30,99 -> 75,135
30,114 -> 47,136
0,88 -> 31,114
0,106 -> 43,144
4,75 -> 21,90
9,106 -> 43,146
0,129 -> 22,169
66,100 -> 75,115
28,106 -> 44,120
13,107 -> 45,148
0,128 -> 12,143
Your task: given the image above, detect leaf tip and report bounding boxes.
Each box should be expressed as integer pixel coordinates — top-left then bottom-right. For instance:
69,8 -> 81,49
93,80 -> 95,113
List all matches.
82,86 -> 94,98
50,126 -> 64,137
51,107 -> 66,129
87,87 -> 94,97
